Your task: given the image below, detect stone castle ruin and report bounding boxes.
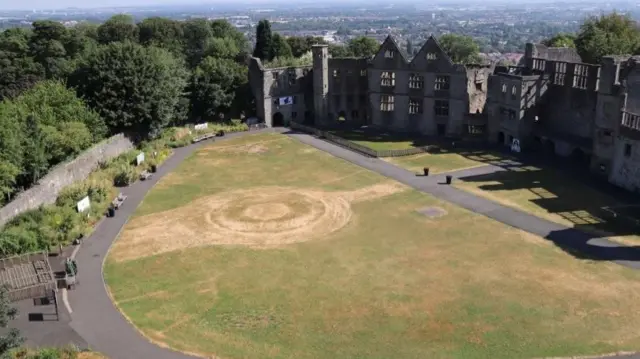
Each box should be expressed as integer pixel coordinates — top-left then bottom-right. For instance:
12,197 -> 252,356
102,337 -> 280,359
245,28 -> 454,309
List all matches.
248,35 -> 640,193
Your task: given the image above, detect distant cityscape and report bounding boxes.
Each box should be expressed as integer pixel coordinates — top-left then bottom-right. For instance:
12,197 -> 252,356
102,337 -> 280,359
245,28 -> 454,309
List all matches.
1,0 -> 637,64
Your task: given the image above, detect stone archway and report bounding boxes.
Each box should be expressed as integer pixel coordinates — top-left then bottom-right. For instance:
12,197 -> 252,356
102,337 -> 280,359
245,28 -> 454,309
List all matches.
272,112 -> 284,127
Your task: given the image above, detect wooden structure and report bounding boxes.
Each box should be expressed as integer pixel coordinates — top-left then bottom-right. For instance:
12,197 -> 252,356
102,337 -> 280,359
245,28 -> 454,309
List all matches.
0,251 -> 56,302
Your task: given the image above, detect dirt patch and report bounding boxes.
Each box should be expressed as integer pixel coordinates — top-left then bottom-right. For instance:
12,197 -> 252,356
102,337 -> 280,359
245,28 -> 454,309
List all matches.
111,184 -> 408,261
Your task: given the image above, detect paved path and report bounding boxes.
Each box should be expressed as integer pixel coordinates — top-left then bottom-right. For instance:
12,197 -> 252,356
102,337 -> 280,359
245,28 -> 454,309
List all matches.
66,128 -> 640,359
68,130 -> 274,359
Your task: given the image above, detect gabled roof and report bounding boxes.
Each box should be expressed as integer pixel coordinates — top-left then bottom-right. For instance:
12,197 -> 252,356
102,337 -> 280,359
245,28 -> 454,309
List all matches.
372,35 -> 410,64
412,35 -> 454,66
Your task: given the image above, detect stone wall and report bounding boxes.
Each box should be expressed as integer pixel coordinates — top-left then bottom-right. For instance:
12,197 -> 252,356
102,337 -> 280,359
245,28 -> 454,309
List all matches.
0,134 -> 134,227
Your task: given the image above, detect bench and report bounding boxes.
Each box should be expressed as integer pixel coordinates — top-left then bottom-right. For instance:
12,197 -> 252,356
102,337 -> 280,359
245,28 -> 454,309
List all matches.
192,133 -> 216,143
140,170 -> 153,181
112,193 -> 128,209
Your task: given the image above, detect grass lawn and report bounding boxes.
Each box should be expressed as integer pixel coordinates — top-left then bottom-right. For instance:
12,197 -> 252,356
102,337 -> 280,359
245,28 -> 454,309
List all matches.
384,149 -> 510,175
105,133 -> 640,359
453,164 -> 640,245
327,128 -> 425,151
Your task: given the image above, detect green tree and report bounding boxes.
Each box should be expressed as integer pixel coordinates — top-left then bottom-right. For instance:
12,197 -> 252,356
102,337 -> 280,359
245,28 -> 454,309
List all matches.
271,33 -> 292,59
22,115 -> 48,185
0,287 -> 22,355
204,37 -> 239,60
28,20 -> 73,79
286,36 -> 326,58
575,12 -> 640,64
210,19 -> 248,55
0,161 -> 20,204
543,33 -> 576,48
438,34 -> 482,64
138,17 -> 184,55
329,43 -> 352,57
253,19 -> 273,61
97,14 -> 139,44
73,41 -> 188,136
182,18 -> 213,68
348,36 -> 379,58
190,56 -> 247,121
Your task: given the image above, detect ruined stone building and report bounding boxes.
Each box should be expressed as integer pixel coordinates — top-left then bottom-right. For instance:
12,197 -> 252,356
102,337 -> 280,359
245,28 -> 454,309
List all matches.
248,35 -> 493,137
248,35 -> 640,192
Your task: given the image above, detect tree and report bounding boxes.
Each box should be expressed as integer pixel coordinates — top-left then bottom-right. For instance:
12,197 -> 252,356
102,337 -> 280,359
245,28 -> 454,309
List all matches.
205,37 -> 239,60
253,20 -> 273,61
22,115 -> 48,185
210,19 -> 248,55
438,34 -> 482,64
348,36 -> 380,58
190,56 -> 247,121
182,18 -> 213,68
329,43 -> 352,57
97,14 -> 139,45
28,20 -> 73,79
575,12 -> 640,64
0,287 -> 22,356
73,41 -> 188,136
271,33 -> 292,59
0,161 -> 20,204
543,33 -> 576,48
286,36 -> 326,58
138,17 -> 184,56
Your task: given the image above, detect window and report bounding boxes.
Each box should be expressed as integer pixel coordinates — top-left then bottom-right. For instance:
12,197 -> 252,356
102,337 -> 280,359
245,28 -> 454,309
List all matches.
292,96 -> 298,105
409,74 -> 424,89
625,144 -> 632,158
351,110 -> 359,118
554,62 -> 567,85
333,69 -> 339,78
272,72 -> 278,80
292,112 -> 297,119
384,50 -> 394,58
511,86 -> 517,100
426,52 -> 437,60
360,69 -> 367,76
509,110 -> 516,121
435,75 -> 450,91
468,125 -> 485,135
475,82 -> 482,91
380,95 -> 395,112
381,71 -> 395,87
573,64 -> 589,89
435,100 -> 449,116
409,98 -> 422,114
501,84 -> 507,93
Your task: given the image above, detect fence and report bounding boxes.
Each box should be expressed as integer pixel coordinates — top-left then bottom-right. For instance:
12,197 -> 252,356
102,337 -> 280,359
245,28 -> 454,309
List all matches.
290,122 -> 439,158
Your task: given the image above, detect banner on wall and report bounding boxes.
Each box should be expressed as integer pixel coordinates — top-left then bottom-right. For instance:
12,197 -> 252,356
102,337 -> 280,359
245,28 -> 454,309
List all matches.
278,96 -> 294,106
76,196 -> 90,213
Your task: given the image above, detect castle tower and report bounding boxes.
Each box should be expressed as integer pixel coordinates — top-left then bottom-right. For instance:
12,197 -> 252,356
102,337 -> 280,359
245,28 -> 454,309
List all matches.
312,44 -> 329,125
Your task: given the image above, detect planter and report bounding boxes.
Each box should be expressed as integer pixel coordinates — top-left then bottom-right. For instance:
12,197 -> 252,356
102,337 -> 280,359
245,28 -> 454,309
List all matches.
445,175 -> 452,185
217,130 -> 225,137
151,164 -> 157,173
108,207 -> 115,217
423,167 -> 430,176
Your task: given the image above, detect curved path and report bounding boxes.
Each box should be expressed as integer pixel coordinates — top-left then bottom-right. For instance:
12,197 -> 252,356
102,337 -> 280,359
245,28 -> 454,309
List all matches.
67,128 -> 640,359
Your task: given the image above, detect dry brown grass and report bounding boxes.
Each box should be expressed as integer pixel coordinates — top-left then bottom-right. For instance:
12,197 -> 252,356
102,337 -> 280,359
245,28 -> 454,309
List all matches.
110,183 -> 407,262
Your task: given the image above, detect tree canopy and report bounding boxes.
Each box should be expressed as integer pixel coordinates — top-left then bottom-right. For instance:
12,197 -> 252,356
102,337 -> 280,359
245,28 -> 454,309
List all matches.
438,34 -> 482,64
575,12 -> 640,64
543,33 -> 576,48
72,41 -> 188,136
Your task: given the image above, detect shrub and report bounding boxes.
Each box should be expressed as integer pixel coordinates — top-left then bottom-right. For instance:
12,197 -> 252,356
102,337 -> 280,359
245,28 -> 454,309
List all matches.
113,164 -> 137,187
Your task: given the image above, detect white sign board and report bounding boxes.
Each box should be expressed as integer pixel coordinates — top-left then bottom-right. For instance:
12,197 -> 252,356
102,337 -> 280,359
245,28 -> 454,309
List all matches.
76,196 -> 90,213
278,96 -> 293,106
194,123 -> 208,131
136,152 -> 145,166
511,139 -> 521,153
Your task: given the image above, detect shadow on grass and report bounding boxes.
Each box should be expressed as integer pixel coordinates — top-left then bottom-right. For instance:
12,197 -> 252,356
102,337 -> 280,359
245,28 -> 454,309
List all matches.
453,151 -> 640,263
327,127 -> 433,149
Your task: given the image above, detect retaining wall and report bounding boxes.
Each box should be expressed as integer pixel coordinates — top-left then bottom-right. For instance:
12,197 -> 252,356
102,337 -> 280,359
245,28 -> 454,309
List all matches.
0,134 -> 134,227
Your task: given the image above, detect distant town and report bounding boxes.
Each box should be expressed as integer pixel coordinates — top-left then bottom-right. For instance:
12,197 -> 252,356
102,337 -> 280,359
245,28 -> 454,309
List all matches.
0,0 -> 637,64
